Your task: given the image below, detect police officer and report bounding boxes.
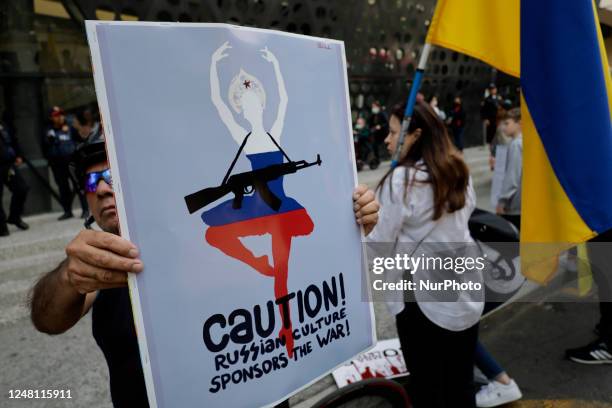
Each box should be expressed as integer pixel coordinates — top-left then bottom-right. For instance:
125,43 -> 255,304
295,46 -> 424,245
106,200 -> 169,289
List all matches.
0,120 -> 29,236
43,106 -> 87,220
481,84 -> 502,145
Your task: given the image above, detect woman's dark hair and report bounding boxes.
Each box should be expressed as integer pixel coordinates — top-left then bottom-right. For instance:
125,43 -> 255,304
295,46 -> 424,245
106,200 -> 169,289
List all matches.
74,105 -> 100,127
377,101 -> 469,220
73,109 -> 88,127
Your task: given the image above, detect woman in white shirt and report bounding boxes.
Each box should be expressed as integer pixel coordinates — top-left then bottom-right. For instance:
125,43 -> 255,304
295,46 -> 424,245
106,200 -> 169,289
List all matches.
366,102 -> 482,407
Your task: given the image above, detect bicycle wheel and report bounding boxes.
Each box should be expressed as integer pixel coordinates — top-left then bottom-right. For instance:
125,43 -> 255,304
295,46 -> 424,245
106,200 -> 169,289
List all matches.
311,378 -> 411,408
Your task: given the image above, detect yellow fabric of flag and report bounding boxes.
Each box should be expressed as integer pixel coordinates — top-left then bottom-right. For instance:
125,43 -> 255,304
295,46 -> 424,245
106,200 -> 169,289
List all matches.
520,97 -> 593,283
426,0 -> 612,284
426,0 -> 520,77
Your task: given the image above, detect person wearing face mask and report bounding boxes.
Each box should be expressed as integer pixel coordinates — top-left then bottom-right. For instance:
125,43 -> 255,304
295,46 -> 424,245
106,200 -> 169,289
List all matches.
354,116 -> 373,169
368,101 -> 388,162
447,96 -> 466,152
429,95 -> 447,121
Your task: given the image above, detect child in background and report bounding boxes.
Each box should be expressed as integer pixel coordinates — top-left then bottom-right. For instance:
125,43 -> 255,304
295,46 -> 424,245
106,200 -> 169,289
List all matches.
496,108 -> 522,230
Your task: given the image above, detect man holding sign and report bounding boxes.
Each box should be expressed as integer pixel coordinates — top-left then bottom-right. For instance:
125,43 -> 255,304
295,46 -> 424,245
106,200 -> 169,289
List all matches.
29,138 -> 379,407
28,22 -> 379,408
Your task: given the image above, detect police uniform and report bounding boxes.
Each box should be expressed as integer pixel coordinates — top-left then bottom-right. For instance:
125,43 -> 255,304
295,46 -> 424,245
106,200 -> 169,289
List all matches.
0,123 -> 29,234
43,123 -> 86,218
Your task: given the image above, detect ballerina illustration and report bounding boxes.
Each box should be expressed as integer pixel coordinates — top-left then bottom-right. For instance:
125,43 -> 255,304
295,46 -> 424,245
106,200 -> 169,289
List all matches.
184,42 -> 321,357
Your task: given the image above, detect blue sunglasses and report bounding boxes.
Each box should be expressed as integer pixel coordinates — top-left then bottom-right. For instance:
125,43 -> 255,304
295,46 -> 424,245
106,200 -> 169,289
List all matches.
85,168 -> 113,193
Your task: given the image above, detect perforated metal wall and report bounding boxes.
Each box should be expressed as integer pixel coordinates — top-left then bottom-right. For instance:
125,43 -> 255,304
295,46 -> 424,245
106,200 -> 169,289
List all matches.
65,0 -> 517,146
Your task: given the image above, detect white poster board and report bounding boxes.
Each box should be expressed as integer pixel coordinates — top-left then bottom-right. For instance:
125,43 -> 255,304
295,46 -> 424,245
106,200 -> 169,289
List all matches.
86,21 -> 375,408
332,338 -> 408,388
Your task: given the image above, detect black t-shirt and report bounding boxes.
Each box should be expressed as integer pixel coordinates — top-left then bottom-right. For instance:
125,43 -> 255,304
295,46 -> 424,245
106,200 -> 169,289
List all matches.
368,112 -> 389,141
92,287 -> 149,407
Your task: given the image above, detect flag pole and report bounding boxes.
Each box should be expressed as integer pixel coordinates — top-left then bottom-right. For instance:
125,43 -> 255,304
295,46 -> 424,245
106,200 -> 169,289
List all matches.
391,43 -> 433,168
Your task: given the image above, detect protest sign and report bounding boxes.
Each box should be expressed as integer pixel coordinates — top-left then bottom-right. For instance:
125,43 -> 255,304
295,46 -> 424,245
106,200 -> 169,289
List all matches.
332,338 -> 408,388
86,21 -> 375,408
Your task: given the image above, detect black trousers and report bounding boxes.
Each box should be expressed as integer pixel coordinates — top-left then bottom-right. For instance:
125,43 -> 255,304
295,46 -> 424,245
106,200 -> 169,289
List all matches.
486,123 -> 497,144
588,228 -> 612,345
49,158 -> 87,214
357,138 -> 379,162
0,163 -> 29,225
452,127 -> 465,152
396,302 -> 478,408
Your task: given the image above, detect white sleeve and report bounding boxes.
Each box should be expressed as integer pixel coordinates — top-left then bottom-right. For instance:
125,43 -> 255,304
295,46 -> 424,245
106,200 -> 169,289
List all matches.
498,141 -> 521,204
365,168 -> 408,244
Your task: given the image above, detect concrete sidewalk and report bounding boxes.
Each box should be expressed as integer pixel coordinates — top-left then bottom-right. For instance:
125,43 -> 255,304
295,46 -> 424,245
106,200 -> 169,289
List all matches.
357,145 -> 492,190
480,301 -> 612,408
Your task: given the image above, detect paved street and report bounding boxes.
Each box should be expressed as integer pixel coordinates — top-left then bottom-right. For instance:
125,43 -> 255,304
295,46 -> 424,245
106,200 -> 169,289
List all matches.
1,146 -> 611,407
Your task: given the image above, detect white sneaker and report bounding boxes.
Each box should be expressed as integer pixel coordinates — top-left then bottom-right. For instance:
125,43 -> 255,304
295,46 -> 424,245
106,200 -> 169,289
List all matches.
476,379 -> 522,407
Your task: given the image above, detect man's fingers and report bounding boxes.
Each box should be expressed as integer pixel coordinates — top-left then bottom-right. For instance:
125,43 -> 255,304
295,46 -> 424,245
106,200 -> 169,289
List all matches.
357,200 -> 380,218
358,213 -> 379,226
69,272 -> 128,294
353,184 -> 368,201
355,189 -> 376,209
85,230 -> 139,259
72,272 -> 126,287
70,258 -> 130,284
64,230 -> 141,295
76,244 -> 142,273
353,184 -> 367,200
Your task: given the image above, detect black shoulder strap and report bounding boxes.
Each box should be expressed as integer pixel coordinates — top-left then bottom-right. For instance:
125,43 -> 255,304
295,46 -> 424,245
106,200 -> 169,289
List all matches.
266,132 -> 292,163
222,131 -> 293,185
222,132 -> 251,185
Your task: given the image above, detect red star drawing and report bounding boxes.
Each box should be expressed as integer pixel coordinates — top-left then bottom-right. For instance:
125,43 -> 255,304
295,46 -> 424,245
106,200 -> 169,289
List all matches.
243,80 -> 251,89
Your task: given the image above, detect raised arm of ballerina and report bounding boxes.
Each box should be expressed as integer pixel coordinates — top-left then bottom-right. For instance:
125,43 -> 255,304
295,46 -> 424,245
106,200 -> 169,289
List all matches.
210,41 -> 246,144
261,47 -> 287,143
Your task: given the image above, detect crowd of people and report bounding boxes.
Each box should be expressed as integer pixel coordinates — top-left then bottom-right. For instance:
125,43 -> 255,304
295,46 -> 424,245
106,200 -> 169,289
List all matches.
0,104 -> 103,236
13,82 -> 610,408
353,100 -> 388,170
350,83 -> 611,408
352,92 -> 468,172
1,87 -> 508,238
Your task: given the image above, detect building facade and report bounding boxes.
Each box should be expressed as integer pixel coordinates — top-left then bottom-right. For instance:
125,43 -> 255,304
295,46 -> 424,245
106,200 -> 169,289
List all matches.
1,0 -> 524,215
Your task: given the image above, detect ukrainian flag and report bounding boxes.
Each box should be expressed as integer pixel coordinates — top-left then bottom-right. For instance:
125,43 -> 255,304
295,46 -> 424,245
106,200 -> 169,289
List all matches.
427,0 -> 612,283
